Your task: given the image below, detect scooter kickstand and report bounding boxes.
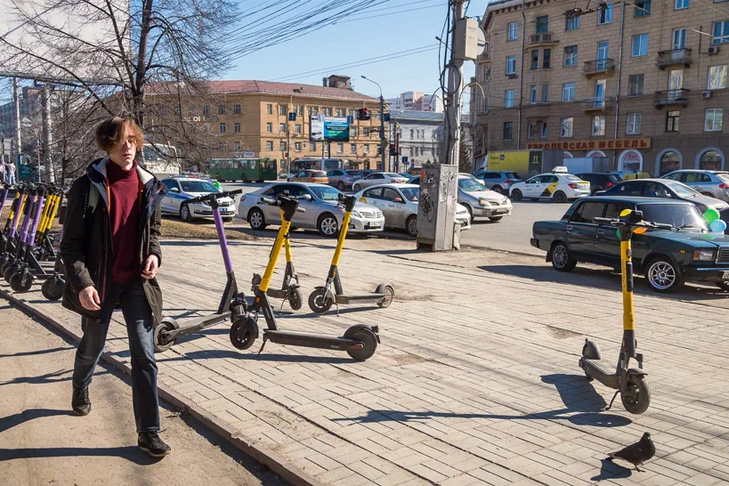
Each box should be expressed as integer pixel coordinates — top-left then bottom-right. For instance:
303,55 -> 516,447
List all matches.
606,390 -> 620,411
257,335 -> 268,355
335,301 -> 340,317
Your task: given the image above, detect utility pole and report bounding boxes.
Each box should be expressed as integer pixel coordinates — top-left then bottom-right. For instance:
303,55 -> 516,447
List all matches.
13,78 -> 22,165
41,84 -> 55,183
361,76 -> 386,171
445,0 -> 466,167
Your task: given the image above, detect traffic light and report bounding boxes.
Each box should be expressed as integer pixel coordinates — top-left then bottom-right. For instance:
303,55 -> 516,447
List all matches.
357,108 -> 371,121
389,143 -> 398,156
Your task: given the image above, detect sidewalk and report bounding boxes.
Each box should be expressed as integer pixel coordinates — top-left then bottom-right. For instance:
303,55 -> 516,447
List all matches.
3,236 -> 729,485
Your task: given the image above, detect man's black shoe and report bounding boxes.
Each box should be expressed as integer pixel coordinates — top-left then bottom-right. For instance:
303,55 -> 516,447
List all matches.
71,385 -> 91,416
138,432 -> 171,458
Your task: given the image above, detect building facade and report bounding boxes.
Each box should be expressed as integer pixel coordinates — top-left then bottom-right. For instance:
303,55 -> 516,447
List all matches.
472,0 -> 729,175
146,75 -> 388,171
387,91 -> 443,112
389,110 -> 445,170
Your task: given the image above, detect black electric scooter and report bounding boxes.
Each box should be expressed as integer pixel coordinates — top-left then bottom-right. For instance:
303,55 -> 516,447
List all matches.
153,189 -> 248,352
308,194 -> 394,315
580,209 -> 670,415
229,193 -> 380,361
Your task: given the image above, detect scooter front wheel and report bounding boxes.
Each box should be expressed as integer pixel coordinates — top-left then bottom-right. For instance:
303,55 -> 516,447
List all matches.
42,277 -> 64,301
621,375 -> 651,414
375,283 -> 395,308
288,286 -> 302,311
344,328 -> 378,361
10,270 -> 33,292
230,316 -> 258,350
153,318 -> 179,353
308,288 -> 333,314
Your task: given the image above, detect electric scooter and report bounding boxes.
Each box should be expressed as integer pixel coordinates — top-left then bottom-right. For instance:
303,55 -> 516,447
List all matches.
308,194 -> 394,315
8,185 -> 48,291
229,193 -> 380,361
153,189 -> 248,352
579,208 -> 670,415
2,188 -> 38,280
0,185 -> 28,256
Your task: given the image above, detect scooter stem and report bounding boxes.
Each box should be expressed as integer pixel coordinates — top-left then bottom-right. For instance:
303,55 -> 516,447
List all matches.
620,231 -> 637,358
259,219 -> 291,293
332,210 -> 351,268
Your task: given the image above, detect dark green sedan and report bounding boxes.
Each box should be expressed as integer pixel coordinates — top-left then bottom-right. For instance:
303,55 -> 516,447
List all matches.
531,196 -> 729,292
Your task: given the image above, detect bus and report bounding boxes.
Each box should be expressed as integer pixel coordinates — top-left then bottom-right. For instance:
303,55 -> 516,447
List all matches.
143,143 -> 182,175
208,158 -> 277,182
290,158 -> 343,175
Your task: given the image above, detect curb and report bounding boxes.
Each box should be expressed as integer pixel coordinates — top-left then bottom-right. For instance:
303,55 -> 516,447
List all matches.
0,288 -> 320,486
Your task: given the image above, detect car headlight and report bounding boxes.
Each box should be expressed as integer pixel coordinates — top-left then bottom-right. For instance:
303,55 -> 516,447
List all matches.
478,198 -> 490,207
352,210 -> 362,218
693,250 -> 714,261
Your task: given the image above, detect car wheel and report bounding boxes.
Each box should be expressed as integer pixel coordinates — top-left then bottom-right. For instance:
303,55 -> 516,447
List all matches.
511,189 -> 523,201
406,215 -> 418,237
553,191 -> 567,203
180,203 -> 192,222
248,208 -> 267,230
492,185 -> 503,194
551,242 -> 576,272
318,213 -> 339,237
489,216 -> 503,222
337,181 -> 345,191
352,183 -> 360,192
645,257 -> 683,292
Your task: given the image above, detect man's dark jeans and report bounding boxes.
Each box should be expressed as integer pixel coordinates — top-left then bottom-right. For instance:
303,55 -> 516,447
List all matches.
72,278 -> 160,433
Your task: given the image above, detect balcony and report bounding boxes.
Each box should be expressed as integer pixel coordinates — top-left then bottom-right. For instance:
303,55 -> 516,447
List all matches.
529,32 -> 559,46
584,59 -> 616,77
654,89 -> 690,108
656,49 -> 692,69
581,97 -> 615,112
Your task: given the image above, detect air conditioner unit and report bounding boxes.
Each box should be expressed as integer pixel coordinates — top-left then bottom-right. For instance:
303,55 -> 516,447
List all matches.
702,90 -> 713,99
708,46 -> 720,55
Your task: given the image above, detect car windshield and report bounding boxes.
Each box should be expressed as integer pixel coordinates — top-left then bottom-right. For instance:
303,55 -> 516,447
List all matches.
637,203 -> 708,231
347,170 -> 360,176
505,172 -> 520,180
717,173 -> 729,182
664,180 -> 700,197
309,185 -> 341,201
386,173 -> 403,178
309,171 -> 326,177
459,178 -> 488,192
180,180 -> 218,193
401,187 -> 419,201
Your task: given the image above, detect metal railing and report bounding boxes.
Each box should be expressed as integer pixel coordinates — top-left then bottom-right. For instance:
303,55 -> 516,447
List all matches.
530,33 -> 557,45
584,59 -> 616,74
654,89 -> 690,107
656,49 -> 692,68
581,97 -> 616,110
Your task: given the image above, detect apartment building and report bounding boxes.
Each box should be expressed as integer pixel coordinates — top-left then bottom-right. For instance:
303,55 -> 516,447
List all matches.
145,75 -> 387,170
387,91 -> 443,112
472,0 -> 729,175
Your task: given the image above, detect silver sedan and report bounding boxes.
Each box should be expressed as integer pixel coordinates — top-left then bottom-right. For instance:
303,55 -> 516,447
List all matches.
351,172 -> 410,192
456,174 -> 513,223
238,182 -> 385,237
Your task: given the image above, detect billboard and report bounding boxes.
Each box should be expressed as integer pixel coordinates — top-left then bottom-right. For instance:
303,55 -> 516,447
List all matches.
310,116 -> 350,142
0,0 -> 129,83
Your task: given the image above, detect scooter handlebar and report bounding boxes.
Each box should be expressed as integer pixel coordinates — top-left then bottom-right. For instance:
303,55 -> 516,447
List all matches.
259,195 -> 306,212
187,189 -> 243,204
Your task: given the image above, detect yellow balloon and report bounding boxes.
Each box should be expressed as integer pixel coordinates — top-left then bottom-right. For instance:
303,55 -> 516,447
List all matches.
620,209 -> 632,218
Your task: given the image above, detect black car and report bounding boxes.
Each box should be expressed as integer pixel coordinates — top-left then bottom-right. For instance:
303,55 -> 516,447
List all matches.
531,196 -> 729,292
575,172 -> 622,195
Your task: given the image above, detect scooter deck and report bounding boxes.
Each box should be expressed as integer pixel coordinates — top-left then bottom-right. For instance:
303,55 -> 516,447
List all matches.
581,357 -> 620,389
264,329 -> 360,350
167,311 -> 231,340
335,293 -> 385,304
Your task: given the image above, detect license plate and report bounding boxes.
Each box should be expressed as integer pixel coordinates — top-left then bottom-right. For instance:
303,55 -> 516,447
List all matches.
722,271 -> 729,279
579,183 -> 589,188
367,223 -> 381,229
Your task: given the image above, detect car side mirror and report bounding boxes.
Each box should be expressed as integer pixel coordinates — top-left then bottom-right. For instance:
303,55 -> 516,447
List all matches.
170,187 -> 180,193
301,194 -> 312,201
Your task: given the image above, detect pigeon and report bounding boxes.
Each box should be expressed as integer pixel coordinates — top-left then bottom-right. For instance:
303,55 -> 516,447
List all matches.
607,432 -> 655,472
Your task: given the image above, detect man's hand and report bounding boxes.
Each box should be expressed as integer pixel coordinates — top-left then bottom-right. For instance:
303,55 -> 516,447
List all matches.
79,286 -> 101,311
142,254 -> 160,280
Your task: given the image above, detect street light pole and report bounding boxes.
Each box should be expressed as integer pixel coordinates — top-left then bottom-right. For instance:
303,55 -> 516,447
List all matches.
361,75 -> 386,171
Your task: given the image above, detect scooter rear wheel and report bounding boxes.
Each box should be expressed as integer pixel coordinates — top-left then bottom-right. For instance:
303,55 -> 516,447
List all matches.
344,328 -> 378,361
10,270 -> 33,292
621,375 -> 651,414
153,318 -> 179,353
42,277 -> 64,301
230,317 -> 258,350
308,288 -> 333,314
288,286 -> 302,311
4,264 -> 17,282
375,284 -> 395,308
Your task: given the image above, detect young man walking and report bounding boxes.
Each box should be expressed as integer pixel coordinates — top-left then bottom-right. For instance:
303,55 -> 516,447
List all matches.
60,117 -> 170,457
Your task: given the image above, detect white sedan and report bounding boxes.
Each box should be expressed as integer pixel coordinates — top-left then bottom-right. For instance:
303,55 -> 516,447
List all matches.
509,172 -> 590,202
160,176 -> 236,222
353,183 -> 471,237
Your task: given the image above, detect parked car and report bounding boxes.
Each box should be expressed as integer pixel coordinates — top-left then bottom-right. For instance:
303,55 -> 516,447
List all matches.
409,174 -> 512,223
661,170 -> 729,202
575,172 -> 623,195
597,178 -> 729,228
352,172 -> 410,192
160,175 -> 236,222
473,169 -> 523,194
509,171 -> 590,202
289,170 -> 328,184
353,183 -> 471,237
238,182 -> 384,237
532,196 -> 729,292
326,169 -> 362,191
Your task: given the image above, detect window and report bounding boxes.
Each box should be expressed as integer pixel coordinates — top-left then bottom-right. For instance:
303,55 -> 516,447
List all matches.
503,121 -> 513,140
543,48 -> 551,68
279,123 -> 286,133
234,142 -> 241,152
713,21 -> 729,45
562,82 -> 575,102
564,46 -> 578,66
628,74 -> 644,96
364,128 -> 370,136
632,34 -> 648,57
598,3 -> 613,24
294,142 -> 302,152
708,65 -> 728,89
675,0 -> 689,8
505,90 -> 515,108
219,123 -> 226,133
705,108 -> 724,131
337,143 -> 344,154
561,117 -> 573,137
364,144 -> 370,154
700,150 -> 723,170
536,16 -> 549,34
218,104 -> 225,114
540,122 -> 548,139
203,105 -> 211,115
266,104 -> 273,115
233,104 -> 241,114
660,151 -> 680,175
666,110 -> 680,132
530,50 -> 539,70
541,85 -> 549,103
266,141 -> 274,150
279,105 -> 286,115
351,127 -> 357,137
350,144 -> 357,154
295,124 -> 302,134
310,142 -> 316,151
673,28 -> 687,50
219,143 -> 227,152
410,129 -> 414,139
566,14 -> 579,31
571,202 -> 605,224
506,56 -> 517,75
527,122 -> 535,139
627,113 -> 642,134
507,22 -> 518,41
280,142 -> 286,151
234,122 -> 241,133
635,0 -> 651,16
592,115 -> 606,136
529,85 -> 537,104
266,122 -> 273,133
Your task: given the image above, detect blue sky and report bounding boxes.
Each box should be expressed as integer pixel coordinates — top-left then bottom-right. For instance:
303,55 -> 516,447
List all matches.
226,0 -> 490,101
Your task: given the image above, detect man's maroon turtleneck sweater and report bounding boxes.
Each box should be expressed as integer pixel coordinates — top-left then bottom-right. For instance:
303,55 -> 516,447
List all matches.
107,160 -> 141,284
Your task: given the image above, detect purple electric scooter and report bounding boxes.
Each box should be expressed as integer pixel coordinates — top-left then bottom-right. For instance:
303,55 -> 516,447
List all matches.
153,188 -> 247,352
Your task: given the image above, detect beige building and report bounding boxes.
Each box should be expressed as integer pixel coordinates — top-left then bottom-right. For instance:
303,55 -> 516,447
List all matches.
146,75 -> 388,170
472,0 -> 729,175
